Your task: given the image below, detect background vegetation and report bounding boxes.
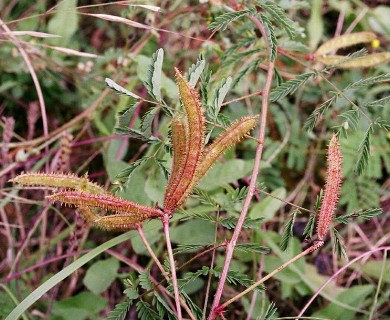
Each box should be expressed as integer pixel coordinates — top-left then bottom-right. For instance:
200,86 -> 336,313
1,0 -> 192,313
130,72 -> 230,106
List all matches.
1,1 -> 389,319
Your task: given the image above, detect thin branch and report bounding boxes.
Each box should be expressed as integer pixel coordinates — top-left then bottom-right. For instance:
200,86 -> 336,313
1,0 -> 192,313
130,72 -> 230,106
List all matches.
137,224 -> 166,275
297,246 -> 390,318
162,214 -> 182,320
208,13 -> 275,319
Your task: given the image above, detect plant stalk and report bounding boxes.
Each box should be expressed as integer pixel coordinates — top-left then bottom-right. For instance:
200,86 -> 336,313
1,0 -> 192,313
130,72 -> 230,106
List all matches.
208,14 -> 275,319
137,224 -> 166,275
162,213 -> 182,320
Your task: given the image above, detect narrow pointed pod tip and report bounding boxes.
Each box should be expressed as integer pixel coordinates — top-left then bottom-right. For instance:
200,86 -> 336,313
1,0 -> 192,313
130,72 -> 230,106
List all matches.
163,69 -> 205,212
47,191 -> 163,219
174,115 -> 259,210
317,134 -> 343,240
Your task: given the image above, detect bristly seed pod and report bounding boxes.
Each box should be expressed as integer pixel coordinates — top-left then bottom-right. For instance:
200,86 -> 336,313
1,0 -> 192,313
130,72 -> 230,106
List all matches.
172,115 -> 259,209
196,116 -> 258,180
163,69 -> 205,212
93,214 -> 146,231
47,191 -> 163,219
164,116 -> 189,208
11,172 -> 108,195
317,134 -> 343,241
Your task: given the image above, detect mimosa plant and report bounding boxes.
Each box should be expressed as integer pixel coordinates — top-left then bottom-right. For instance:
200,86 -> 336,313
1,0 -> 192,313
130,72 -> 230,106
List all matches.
11,68 -> 258,319
4,1 -> 388,319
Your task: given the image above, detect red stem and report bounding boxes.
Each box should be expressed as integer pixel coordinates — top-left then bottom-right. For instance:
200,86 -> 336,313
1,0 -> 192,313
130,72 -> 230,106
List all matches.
208,15 -> 274,319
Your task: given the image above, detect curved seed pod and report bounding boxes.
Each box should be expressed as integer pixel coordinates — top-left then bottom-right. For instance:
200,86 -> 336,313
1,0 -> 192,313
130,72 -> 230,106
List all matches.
164,116 -> 189,204
317,134 -> 343,241
92,214 -> 145,231
163,69 -> 205,212
47,191 -> 163,219
315,32 -> 377,56
174,115 -> 258,210
11,172 -> 108,195
315,52 -> 390,69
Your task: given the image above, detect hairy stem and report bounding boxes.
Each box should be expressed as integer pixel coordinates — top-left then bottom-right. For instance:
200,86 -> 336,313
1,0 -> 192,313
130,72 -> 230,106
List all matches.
162,214 -> 182,320
208,14 -> 274,319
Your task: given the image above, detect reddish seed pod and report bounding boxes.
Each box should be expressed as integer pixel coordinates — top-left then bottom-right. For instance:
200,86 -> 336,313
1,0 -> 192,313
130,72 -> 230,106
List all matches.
163,69 -> 205,212
47,191 -> 163,219
317,134 -> 343,241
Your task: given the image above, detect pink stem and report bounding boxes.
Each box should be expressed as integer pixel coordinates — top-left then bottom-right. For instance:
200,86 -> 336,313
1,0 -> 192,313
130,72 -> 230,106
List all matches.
297,246 -> 390,318
162,213 -> 182,320
208,15 -> 274,319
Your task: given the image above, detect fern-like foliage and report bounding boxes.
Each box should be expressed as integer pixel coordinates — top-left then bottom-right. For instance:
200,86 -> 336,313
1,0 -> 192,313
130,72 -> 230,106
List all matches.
303,214 -> 316,239
225,185 -> 249,202
332,228 -> 348,260
223,270 -> 264,291
178,266 -> 210,290
115,157 -> 150,184
304,95 -> 336,132
136,300 -> 161,320
347,73 -> 390,89
365,95 -> 390,108
333,109 -> 360,137
264,301 -> 278,320
208,8 -> 256,31
235,243 -> 269,254
140,107 -> 159,137
355,124 -> 373,175
153,294 -> 176,320
138,270 -> 153,291
173,243 -> 212,255
232,59 -> 261,88
270,72 -> 315,102
144,48 -> 164,102
220,216 -> 264,229
181,292 -> 203,319
258,13 -> 277,62
256,0 -> 297,39
335,208 -> 383,224
115,97 -> 139,128
107,300 -> 133,320
280,209 -> 298,251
